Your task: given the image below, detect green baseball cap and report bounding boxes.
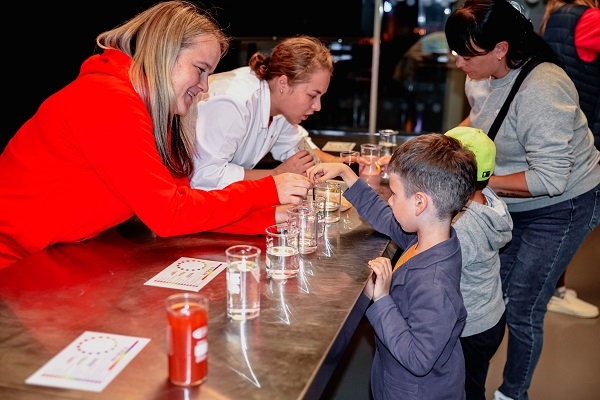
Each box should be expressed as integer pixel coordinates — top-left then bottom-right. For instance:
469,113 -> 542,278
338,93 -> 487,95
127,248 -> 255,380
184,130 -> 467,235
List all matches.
445,127 -> 496,181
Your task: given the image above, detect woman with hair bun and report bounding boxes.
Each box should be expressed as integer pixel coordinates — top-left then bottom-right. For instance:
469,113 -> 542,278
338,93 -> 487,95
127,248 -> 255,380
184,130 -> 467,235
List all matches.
190,35 -> 339,190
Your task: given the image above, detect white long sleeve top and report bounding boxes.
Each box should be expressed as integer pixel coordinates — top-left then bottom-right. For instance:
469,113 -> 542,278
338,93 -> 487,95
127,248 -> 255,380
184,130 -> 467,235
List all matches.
190,67 -> 315,190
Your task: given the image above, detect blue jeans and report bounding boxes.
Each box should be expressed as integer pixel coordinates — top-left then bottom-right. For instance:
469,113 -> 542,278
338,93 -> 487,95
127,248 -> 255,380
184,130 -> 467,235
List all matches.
498,184 -> 600,400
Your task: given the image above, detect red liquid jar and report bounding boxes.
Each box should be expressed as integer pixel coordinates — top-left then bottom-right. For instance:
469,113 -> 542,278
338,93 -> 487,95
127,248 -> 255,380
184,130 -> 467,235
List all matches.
166,293 -> 208,386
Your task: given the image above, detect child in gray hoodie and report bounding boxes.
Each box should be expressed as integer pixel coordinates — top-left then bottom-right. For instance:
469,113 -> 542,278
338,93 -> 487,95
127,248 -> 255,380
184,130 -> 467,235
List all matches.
445,127 -> 513,400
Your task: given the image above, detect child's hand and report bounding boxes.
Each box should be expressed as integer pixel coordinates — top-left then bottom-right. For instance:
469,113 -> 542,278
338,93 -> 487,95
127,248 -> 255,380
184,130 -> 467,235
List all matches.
367,257 -> 393,301
363,270 -> 375,300
307,162 -> 359,187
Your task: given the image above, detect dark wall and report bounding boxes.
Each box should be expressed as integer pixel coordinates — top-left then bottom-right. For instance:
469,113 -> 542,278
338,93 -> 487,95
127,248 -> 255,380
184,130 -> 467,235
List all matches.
2,1 -> 364,152
4,2 -> 153,151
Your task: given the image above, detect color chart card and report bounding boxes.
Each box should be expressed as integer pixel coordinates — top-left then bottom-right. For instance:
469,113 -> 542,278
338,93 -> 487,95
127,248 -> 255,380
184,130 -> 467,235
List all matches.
321,141 -> 356,152
144,256 -> 225,291
25,331 -> 150,392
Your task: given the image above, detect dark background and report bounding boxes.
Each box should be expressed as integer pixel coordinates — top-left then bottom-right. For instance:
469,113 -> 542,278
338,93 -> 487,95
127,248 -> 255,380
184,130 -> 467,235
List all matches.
3,0 -> 366,152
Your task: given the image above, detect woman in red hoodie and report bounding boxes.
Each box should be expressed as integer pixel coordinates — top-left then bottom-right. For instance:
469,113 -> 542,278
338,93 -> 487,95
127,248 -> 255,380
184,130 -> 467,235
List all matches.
0,1 -> 311,269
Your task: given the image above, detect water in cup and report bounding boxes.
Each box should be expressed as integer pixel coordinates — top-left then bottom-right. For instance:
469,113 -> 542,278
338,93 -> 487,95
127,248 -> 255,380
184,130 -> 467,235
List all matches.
166,293 -> 208,386
301,199 -> 326,237
265,224 -> 300,280
313,181 -> 342,223
359,143 -> 382,191
287,205 -> 318,254
378,129 -> 399,156
378,129 -> 398,183
226,245 -> 261,320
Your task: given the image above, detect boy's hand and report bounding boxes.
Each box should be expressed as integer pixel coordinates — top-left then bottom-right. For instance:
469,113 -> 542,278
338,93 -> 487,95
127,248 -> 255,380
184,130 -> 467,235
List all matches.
367,257 -> 393,301
307,162 -> 360,188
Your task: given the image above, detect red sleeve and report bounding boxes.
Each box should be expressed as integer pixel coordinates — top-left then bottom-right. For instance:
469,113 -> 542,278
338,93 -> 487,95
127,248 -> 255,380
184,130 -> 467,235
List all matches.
575,8 -> 600,62
73,75 -> 280,236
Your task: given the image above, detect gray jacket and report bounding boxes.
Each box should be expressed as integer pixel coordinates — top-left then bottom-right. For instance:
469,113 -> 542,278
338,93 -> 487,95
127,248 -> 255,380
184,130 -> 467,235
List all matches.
466,62 -> 600,212
453,187 -> 512,337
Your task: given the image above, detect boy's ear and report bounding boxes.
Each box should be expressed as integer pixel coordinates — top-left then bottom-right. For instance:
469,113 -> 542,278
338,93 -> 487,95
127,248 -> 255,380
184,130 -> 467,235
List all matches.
414,192 -> 427,216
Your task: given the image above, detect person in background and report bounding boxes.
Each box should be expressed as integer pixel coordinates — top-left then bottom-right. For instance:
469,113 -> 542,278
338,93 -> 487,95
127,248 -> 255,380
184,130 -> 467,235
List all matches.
377,127 -> 512,400
445,1 -> 600,399
539,0 -> 600,318
308,133 -> 477,400
189,35 -> 340,191
0,1 -> 311,270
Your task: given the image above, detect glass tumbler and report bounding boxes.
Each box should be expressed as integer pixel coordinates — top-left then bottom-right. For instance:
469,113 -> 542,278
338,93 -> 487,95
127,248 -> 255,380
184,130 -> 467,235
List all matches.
166,293 -> 209,386
359,143 -> 381,190
226,245 -> 261,321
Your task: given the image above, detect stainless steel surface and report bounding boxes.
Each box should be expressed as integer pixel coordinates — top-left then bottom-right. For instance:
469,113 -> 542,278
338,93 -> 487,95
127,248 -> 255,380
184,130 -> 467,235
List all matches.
0,206 -> 390,400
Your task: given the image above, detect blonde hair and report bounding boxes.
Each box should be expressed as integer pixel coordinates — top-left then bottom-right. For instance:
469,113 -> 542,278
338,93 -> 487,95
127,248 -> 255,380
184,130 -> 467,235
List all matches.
96,1 -> 229,177
248,35 -> 333,86
540,0 -> 599,33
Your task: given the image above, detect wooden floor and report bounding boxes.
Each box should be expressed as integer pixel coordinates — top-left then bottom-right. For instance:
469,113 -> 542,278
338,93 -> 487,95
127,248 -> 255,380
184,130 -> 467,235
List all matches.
321,225 -> 600,400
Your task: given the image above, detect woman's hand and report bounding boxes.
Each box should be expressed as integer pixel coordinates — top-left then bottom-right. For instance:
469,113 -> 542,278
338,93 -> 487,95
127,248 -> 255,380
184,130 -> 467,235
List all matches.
272,173 -> 311,205
275,204 -> 293,223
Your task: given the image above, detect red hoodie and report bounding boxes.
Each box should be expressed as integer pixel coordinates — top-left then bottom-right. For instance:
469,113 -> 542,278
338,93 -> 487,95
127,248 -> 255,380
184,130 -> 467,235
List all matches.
0,49 -> 278,268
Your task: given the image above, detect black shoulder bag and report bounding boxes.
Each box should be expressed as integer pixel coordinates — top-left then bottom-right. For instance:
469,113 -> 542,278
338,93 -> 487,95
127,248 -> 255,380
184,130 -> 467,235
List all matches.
487,58 -> 542,141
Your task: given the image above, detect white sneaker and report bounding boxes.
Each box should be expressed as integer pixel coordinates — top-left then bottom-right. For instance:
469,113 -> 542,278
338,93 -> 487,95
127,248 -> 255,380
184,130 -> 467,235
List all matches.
547,289 -> 599,318
494,390 -> 514,400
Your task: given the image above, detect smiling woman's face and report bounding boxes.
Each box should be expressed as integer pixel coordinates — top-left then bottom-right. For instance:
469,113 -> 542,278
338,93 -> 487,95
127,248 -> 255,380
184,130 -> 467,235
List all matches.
171,37 -> 221,116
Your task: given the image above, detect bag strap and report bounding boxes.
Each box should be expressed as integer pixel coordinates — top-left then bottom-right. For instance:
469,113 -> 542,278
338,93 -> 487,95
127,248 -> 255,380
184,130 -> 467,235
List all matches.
487,58 -> 542,141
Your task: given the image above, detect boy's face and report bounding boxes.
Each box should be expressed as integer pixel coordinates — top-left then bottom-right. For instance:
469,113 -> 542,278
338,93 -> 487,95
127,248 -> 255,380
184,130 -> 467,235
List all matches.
387,174 -> 418,233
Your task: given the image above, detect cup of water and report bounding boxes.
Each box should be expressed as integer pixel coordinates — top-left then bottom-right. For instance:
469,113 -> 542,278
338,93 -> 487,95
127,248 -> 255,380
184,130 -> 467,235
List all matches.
265,224 -> 300,280
359,143 -> 382,190
287,205 -> 318,254
225,245 -> 261,320
313,181 -> 342,223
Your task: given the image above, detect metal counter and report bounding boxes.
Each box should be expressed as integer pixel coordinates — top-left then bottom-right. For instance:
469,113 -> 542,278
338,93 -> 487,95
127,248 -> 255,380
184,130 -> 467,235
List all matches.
0,204 -> 390,400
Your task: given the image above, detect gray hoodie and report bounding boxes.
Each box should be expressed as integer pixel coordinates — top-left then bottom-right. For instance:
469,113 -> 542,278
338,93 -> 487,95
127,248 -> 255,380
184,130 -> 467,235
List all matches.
452,187 -> 513,337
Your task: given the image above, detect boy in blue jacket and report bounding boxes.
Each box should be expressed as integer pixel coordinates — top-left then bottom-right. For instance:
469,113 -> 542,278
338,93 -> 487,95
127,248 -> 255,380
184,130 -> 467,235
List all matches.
308,133 -> 476,400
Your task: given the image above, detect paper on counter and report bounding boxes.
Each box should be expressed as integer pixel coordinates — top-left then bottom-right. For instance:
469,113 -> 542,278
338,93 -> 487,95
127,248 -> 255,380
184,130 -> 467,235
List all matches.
25,331 -> 150,392
321,141 -> 356,152
144,256 -> 225,291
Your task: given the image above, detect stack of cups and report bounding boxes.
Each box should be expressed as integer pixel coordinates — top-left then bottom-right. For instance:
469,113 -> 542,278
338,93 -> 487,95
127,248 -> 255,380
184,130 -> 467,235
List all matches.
287,205 -> 318,254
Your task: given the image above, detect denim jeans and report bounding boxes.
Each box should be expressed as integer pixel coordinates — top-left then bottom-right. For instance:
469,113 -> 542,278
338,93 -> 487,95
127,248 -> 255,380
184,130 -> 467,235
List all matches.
498,184 -> 600,400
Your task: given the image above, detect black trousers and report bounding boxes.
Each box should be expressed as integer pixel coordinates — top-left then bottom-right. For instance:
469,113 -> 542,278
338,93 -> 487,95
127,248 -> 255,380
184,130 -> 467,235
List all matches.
460,312 -> 506,400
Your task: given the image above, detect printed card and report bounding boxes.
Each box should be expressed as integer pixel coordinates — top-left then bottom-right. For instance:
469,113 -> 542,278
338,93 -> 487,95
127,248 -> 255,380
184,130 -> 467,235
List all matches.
144,257 -> 226,291
25,331 -> 150,392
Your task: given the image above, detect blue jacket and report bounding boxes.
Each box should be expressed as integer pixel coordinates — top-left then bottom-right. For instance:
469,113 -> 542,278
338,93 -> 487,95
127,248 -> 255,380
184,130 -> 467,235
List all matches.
345,179 -> 466,400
